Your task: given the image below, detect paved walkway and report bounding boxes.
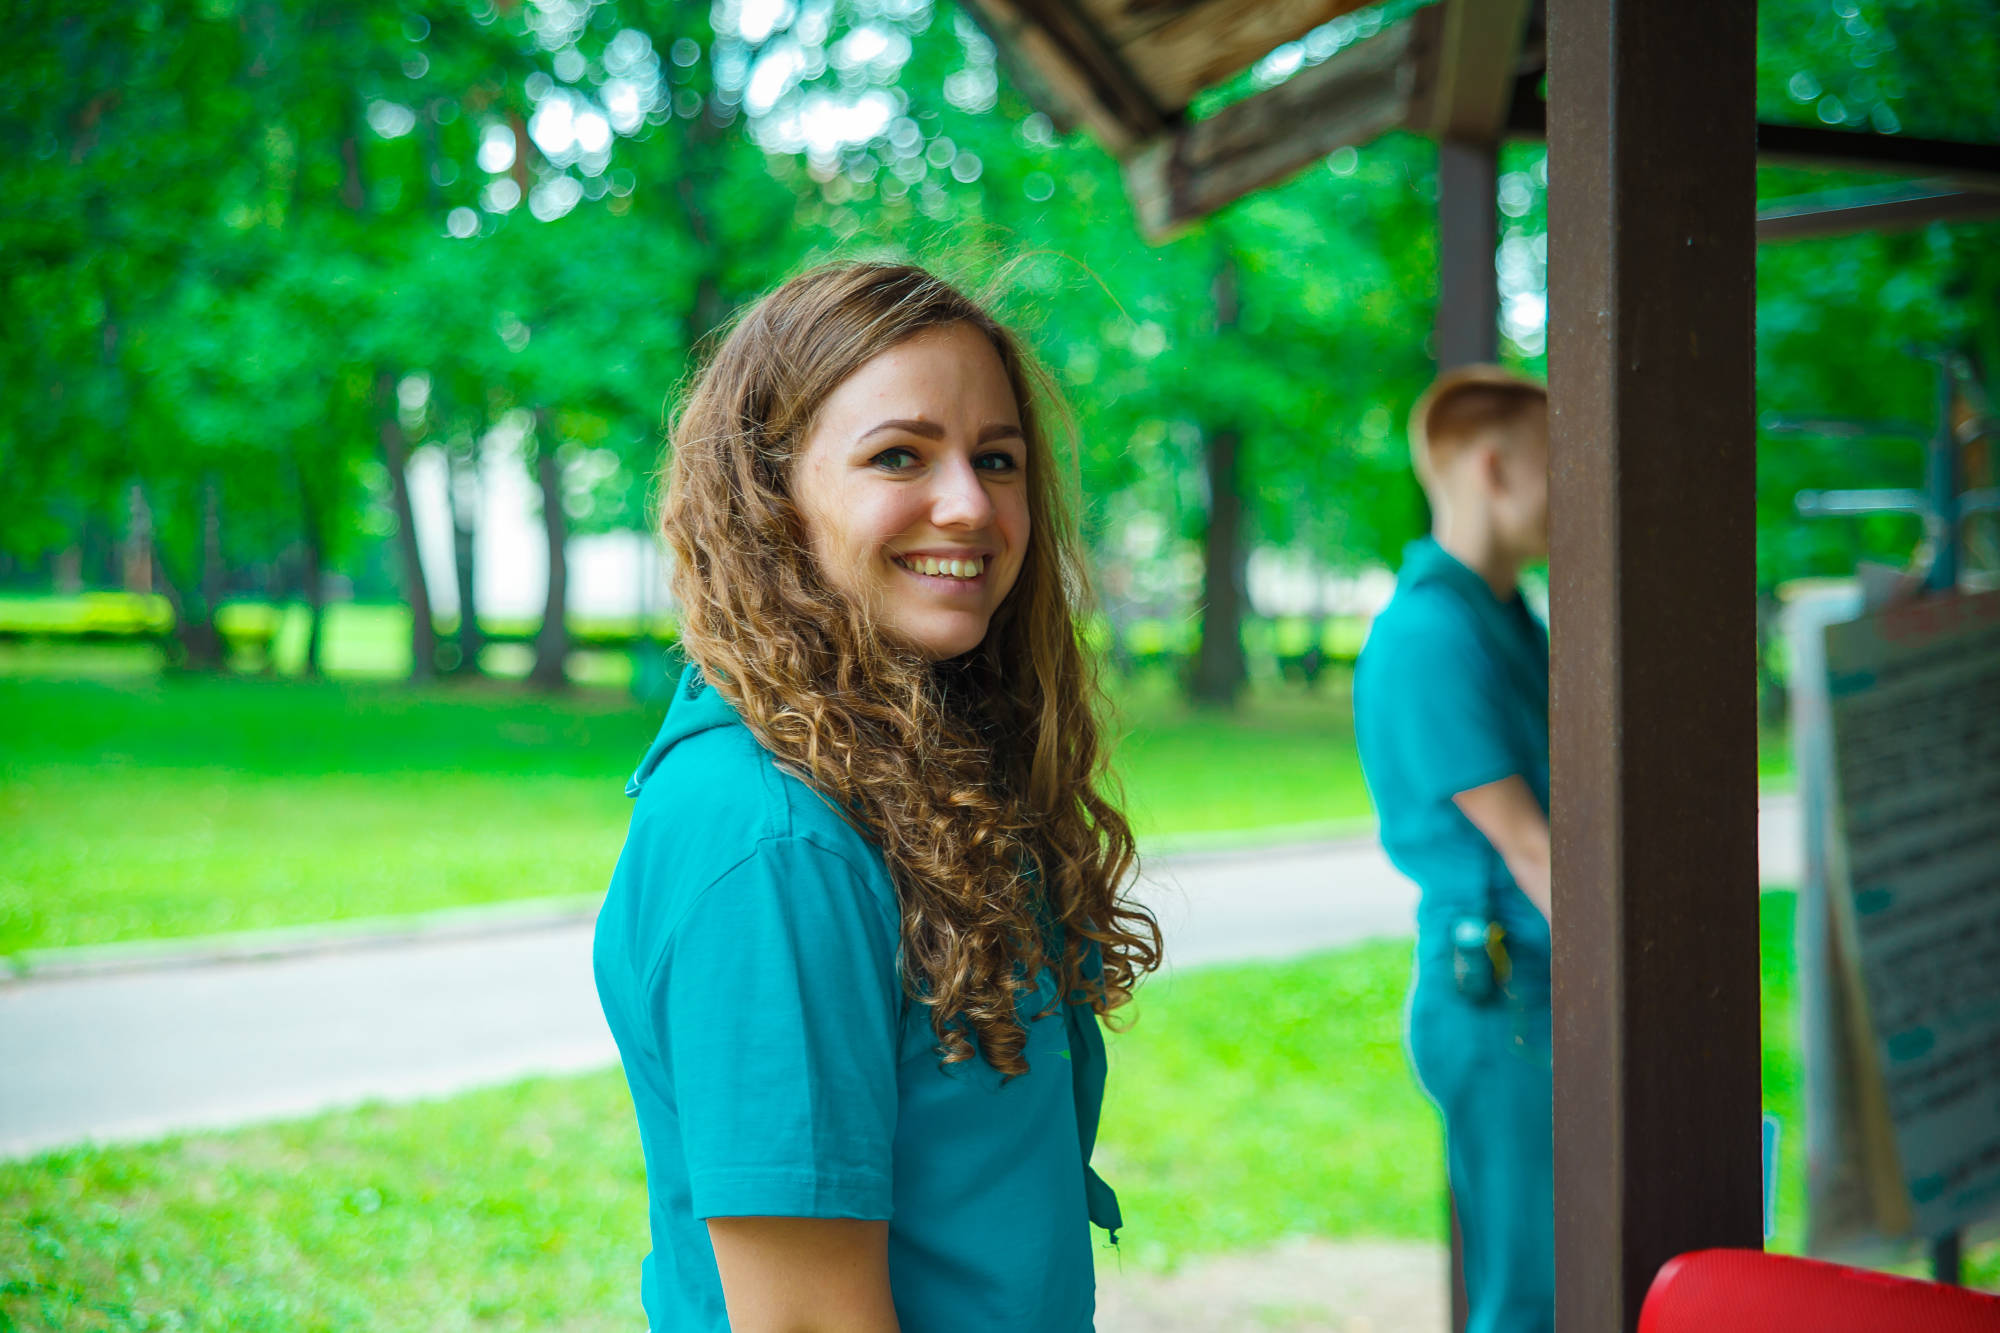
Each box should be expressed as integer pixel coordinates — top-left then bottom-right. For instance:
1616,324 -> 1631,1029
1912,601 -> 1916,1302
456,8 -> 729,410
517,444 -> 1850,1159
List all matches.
1097,1238 -> 1448,1333
0,796 -> 1801,1160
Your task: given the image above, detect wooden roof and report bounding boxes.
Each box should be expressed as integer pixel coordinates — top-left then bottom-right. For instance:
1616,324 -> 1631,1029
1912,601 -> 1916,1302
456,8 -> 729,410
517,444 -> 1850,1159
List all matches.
960,0 -> 2000,238
961,0 -> 1537,234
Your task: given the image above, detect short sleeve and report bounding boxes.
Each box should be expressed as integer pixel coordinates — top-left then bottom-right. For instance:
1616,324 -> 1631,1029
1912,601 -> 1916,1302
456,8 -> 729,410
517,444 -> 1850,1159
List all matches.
1361,592 -> 1523,804
661,837 -> 903,1221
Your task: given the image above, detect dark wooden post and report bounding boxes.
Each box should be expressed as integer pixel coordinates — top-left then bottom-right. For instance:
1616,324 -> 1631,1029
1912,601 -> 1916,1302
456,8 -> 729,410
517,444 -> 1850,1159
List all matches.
1545,3 -> 1764,1330
1434,131 -> 1498,1333
1435,137 -> 1499,369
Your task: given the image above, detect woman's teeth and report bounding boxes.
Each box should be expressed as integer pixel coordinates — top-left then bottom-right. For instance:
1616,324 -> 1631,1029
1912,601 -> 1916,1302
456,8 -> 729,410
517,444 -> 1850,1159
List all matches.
898,555 -> 985,580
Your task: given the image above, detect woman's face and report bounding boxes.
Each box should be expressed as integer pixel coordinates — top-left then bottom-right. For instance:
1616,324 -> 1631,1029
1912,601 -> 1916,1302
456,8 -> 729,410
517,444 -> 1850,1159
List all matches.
791,322 -> 1031,661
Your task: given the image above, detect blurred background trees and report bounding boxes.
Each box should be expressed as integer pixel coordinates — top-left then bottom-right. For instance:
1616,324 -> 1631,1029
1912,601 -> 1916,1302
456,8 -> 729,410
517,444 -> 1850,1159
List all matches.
2,0 -> 1995,697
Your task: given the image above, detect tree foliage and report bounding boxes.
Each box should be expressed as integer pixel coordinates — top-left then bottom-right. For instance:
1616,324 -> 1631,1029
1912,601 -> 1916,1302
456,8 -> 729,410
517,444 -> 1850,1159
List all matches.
3,0 -> 1995,685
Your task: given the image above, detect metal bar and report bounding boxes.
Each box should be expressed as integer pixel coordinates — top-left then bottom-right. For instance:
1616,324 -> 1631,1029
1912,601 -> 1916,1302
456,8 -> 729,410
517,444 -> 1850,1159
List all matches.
1546,2 -> 1765,1329
1756,121 -> 2000,189
1794,489 -> 1929,517
1757,183 -> 2000,242
1762,415 -> 1929,441
1504,87 -> 2000,190
1436,137 -> 1499,367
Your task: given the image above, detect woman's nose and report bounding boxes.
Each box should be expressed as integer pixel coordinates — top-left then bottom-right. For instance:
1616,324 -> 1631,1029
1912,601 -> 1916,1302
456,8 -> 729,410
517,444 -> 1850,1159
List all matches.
928,456 -> 995,528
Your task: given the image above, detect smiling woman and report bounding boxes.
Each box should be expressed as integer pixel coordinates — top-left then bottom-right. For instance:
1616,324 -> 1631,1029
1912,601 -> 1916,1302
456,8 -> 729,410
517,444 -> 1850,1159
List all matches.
593,263 -> 1159,1333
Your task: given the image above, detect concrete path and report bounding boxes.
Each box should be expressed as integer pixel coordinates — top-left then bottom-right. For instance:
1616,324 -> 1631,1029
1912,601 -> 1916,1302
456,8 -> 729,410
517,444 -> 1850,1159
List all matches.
1097,1238 -> 1448,1333
0,795 -> 1801,1159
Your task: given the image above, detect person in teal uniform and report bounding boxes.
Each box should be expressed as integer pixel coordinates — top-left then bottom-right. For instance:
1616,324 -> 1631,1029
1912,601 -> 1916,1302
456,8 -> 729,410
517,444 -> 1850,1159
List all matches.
594,262 -> 1161,1333
1353,366 -> 1554,1333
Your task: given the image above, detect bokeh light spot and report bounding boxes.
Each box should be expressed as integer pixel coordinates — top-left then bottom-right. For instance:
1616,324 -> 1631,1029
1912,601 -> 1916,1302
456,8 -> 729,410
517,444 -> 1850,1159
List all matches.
476,123 -> 516,174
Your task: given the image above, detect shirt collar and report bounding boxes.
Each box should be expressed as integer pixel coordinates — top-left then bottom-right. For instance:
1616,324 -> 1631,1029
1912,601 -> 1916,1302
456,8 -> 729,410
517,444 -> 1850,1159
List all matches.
1400,536 -> 1517,609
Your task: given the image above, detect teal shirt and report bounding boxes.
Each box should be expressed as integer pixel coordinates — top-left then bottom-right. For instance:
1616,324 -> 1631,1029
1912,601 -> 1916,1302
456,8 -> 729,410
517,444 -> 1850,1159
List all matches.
593,665 -> 1114,1333
1353,538 -> 1551,978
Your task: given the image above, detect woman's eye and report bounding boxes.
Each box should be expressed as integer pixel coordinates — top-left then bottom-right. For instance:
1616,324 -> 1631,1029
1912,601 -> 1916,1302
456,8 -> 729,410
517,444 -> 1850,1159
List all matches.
975,451 -> 1020,472
872,447 -> 919,471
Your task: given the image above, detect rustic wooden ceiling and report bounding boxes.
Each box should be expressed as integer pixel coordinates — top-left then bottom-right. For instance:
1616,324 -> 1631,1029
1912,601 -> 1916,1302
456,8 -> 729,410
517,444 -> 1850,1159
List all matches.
1077,0 -> 1382,110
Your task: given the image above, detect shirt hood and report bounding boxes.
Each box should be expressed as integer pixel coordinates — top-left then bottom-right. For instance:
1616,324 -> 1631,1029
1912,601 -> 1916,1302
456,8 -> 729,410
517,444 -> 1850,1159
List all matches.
626,664 -> 742,796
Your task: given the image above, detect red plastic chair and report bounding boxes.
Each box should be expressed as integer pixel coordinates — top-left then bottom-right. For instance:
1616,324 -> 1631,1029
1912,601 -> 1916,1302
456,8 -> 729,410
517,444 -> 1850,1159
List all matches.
1640,1249 -> 2000,1333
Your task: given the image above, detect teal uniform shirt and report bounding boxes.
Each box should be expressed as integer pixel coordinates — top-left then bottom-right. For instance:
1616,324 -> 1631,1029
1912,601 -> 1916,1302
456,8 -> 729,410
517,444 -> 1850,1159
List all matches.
593,665 -> 1116,1333
1353,536 -> 1551,981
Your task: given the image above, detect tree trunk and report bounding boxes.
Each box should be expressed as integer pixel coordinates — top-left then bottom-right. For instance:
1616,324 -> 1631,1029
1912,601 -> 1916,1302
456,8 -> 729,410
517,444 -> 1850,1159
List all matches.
200,474 -> 226,661
123,482 -> 153,594
1190,256 -> 1248,707
148,486 -> 224,672
377,370 -> 436,681
1191,423 -> 1247,706
449,434 -> 484,675
298,469 -> 326,679
529,408 -> 570,690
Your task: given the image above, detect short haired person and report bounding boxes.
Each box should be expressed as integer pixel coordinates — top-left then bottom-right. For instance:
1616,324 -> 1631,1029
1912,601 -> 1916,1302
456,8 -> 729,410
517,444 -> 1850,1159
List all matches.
1353,366 -> 1554,1333
593,262 -> 1161,1332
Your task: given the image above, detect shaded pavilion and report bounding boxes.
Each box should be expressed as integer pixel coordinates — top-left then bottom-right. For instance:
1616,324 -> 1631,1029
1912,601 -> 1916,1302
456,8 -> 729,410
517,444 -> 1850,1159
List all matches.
953,0 -> 2000,1327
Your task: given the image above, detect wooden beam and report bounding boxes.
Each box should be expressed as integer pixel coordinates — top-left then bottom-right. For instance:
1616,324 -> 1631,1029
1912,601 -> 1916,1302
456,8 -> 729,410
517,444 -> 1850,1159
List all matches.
1124,21 -> 1411,238
1546,1 -> 1765,1330
1108,0 -> 1381,110
955,0 -> 1169,155
1757,181 -> 2000,241
1407,0 -> 1535,140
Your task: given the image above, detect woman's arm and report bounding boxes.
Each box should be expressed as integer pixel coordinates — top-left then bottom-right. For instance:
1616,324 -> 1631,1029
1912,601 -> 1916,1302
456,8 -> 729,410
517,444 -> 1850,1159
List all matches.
707,1217 -> 900,1333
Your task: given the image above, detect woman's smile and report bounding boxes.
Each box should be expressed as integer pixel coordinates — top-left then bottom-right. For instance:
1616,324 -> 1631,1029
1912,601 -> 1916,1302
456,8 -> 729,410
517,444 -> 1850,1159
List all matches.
892,551 -> 991,587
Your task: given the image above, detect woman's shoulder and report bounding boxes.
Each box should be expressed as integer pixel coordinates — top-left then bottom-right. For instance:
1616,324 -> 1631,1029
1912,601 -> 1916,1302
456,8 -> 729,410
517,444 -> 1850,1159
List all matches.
628,714 -> 892,899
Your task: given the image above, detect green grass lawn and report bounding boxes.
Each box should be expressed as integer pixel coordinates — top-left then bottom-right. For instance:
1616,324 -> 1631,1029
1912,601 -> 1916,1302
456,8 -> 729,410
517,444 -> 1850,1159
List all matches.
0,663 -> 1390,955
0,614 -> 1793,955
6,893 -> 1982,1330
0,675 -> 649,955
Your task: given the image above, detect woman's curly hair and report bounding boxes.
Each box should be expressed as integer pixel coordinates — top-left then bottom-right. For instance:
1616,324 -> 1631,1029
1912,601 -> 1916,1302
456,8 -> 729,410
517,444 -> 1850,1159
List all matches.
660,261 -> 1161,1076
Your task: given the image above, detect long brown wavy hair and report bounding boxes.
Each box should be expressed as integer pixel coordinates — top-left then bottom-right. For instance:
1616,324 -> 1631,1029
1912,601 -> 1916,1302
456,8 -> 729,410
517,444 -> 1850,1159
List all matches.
660,261 -> 1161,1075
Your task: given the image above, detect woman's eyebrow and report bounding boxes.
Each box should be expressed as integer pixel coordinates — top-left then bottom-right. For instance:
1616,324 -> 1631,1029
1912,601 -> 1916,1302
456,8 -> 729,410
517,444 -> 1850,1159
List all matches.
857,419 -> 1025,444
859,418 -> 944,442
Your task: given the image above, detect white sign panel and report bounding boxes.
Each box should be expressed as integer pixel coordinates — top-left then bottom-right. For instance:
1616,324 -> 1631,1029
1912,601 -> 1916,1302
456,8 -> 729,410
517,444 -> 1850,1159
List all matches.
1824,589 -> 2000,1239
